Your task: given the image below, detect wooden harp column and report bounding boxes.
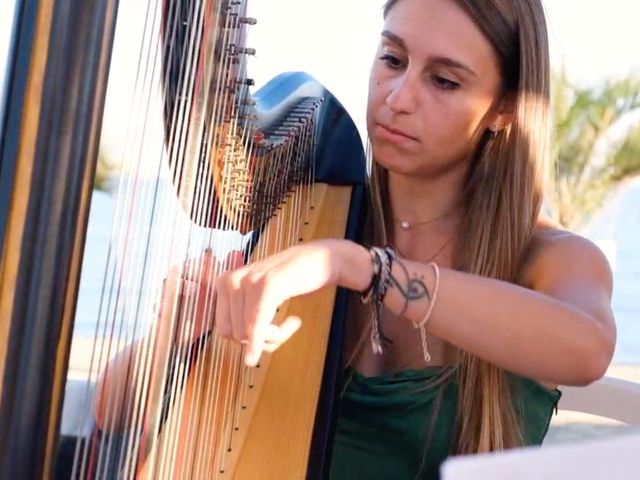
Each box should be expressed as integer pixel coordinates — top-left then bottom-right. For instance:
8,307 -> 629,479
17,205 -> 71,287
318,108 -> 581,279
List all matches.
0,0 -> 120,478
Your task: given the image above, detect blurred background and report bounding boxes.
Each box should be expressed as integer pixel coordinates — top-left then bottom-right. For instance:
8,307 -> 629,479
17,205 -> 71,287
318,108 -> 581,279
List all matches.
1,0 -> 638,451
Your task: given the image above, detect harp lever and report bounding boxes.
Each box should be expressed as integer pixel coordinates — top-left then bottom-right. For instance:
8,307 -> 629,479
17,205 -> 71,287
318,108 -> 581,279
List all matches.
236,78 -> 255,87
228,44 -> 256,56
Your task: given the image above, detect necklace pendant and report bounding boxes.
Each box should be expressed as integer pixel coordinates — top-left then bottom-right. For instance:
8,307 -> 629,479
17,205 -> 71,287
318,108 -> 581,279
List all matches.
400,220 -> 411,230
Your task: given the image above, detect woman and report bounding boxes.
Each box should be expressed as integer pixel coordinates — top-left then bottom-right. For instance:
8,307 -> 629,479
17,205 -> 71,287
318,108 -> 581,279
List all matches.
213,0 -> 616,477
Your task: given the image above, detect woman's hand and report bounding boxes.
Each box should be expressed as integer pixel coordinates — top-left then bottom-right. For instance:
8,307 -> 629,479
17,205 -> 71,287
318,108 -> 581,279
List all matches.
215,239 -> 361,367
159,249 -> 245,346
94,248 -> 245,432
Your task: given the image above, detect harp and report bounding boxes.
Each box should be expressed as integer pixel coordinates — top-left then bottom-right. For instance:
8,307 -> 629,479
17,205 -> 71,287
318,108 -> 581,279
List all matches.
0,0 -> 366,478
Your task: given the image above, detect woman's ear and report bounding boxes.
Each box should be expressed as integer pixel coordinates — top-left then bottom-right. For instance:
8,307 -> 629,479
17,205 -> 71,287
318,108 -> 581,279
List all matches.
490,93 -> 516,133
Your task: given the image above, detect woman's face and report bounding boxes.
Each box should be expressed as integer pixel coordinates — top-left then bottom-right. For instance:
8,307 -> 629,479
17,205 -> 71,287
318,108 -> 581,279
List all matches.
367,0 -> 506,177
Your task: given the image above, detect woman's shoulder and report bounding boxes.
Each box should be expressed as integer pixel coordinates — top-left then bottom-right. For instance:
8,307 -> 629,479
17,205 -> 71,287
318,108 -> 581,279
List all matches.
518,215 -> 613,291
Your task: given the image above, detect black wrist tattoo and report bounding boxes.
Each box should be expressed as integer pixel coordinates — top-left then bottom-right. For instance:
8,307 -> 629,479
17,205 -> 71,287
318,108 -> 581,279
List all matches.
389,258 -> 432,319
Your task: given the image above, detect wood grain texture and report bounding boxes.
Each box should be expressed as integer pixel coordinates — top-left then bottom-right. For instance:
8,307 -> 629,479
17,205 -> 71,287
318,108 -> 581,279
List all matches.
139,183 -> 352,479
0,0 -> 54,401
232,184 -> 351,479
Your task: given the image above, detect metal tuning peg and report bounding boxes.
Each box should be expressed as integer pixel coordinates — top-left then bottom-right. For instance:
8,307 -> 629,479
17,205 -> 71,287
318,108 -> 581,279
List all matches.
236,78 -> 255,87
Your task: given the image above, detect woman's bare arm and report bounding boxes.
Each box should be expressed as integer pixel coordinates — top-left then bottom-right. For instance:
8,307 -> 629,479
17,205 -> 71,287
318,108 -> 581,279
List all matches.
216,237 -> 615,387
336,235 -> 615,386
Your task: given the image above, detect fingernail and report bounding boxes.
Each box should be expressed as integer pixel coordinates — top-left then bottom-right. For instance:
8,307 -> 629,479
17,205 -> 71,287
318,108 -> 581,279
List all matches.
245,351 -> 256,366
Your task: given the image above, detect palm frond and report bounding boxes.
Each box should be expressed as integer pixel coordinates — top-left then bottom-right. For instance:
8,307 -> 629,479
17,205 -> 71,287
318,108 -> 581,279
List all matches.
547,74 -> 640,229
94,150 -> 116,193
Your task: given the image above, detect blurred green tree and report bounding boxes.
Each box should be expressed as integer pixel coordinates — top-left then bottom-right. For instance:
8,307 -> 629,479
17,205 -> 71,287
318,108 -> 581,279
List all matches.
93,149 -> 117,192
547,73 -> 640,230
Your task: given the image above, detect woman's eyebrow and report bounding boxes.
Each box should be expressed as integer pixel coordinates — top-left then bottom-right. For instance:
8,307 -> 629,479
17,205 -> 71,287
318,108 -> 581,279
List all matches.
381,30 -> 408,50
381,30 -> 478,78
430,56 -> 478,78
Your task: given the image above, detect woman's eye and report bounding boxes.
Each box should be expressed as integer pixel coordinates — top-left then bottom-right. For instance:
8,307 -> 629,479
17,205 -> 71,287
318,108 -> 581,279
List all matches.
432,75 -> 460,90
378,53 -> 404,69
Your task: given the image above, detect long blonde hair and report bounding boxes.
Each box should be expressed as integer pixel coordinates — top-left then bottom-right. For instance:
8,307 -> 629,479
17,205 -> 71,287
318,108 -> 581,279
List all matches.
372,0 -> 551,454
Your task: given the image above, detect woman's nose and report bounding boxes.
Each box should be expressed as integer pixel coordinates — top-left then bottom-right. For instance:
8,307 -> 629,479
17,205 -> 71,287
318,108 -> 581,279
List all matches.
385,72 -> 418,114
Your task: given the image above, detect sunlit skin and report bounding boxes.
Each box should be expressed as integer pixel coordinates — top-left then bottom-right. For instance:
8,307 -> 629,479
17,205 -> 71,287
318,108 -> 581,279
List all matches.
213,0 -> 615,391
365,0 -> 513,284
368,0 -> 506,180
96,0 -> 617,431
349,0 -> 512,375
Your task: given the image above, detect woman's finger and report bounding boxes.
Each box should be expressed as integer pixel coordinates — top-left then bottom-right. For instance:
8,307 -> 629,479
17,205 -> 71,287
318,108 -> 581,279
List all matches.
243,282 -> 280,366
214,274 -> 232,338
197,249 -> 243,333
228,272 -> 247,343
199,248 -> 217,285
262,317 -> 302,353
223,249 -> 245,271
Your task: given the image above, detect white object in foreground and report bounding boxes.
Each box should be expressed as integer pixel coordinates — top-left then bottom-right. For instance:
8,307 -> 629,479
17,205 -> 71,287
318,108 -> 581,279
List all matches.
441,432 -> 640,480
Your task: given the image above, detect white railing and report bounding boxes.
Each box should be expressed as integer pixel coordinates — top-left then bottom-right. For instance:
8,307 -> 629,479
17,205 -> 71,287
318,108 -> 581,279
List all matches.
441,374 -> 640,479
558,375 -> 640,425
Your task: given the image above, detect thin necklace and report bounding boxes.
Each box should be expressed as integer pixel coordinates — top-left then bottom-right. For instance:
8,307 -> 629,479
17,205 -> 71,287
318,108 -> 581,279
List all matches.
394,234 -> 455,263
394,212 -> 457,230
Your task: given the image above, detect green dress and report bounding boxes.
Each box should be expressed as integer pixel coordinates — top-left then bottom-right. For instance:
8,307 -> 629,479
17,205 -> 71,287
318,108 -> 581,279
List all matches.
330,366 -> 562,479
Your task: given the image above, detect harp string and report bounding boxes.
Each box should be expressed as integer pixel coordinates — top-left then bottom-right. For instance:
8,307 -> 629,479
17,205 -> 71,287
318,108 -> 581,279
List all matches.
203,2 -> 268,473
71,0 -> 174,476
155,0 -> 212,475
69,0 -> 328,476
208,99 -> 258,477
224,127 -> 263,470
199,150 -> 245,475
101,5 -> 174,478
89,0 -> 206,474
116,0 -> 198,474
148,0 -> 252,476
146,2 -> 229,476
213,121 -> 290,473
120,9 -> 184,477
172,2 -> 245,476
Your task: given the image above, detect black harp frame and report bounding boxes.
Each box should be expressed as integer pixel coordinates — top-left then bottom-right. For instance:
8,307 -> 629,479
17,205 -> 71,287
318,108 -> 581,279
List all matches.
0,0 -> 120,477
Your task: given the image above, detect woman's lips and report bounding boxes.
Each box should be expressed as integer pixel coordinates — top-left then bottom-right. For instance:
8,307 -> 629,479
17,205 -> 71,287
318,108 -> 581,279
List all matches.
375,123 -> 419,144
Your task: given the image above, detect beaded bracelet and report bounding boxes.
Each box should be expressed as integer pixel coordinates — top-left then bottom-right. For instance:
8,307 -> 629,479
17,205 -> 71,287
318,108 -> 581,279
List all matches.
375,246 -> 396,304
360,248 -> 441,362
359,247 -> 381,304
359,246 -> 396,354
412,262 -> 441,362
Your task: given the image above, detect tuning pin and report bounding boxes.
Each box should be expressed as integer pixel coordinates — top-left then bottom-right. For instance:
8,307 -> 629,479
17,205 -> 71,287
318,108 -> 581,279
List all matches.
228,45 -> 257,56
239,17 -> 257,25
236,78 -> 255,87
